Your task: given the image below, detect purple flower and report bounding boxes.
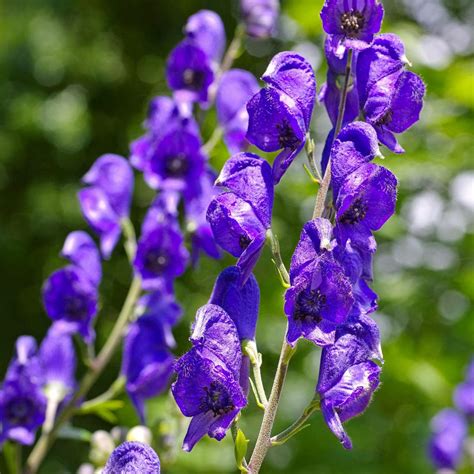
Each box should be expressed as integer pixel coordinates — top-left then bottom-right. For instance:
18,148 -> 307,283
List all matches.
240,0 -> 279,38
216,69 -> 259,153
5,336 -> 42,385
122,315 -> 174,422
329,121 -> 381,199
363,70 -> 426,153
247,52 -> 316,182
335,163 -> 397,246
61,231 -> 102,286
103,441 -> 160,474
0,378 -> 47,445
184,171 -> 221,264
134,208 -> 189,290
454,358 -> 474,417
42,266 -> 99,343
285,219 -> 354,347
429,409 -> 467,470
78,155 -> 134,258
184,10 -> 226,65
147,127 -> 206,197
172,304 -> 247,451
38,324 -> 77,398
320,0 -> 384,55
207,153 -> 273,283
166,40 -> 214,104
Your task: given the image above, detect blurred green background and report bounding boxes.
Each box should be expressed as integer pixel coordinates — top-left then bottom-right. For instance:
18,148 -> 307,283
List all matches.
1,0 -> 473,473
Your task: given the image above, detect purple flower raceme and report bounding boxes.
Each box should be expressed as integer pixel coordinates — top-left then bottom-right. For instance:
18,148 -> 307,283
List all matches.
207,153 -> 274,283
122,315 -> 175,422
184,10 -> 226,66
166,40 -> 214,105
454,358 -> 474,417
240,0 -> 279,39
285,219 -> 354,347
134,196 -> 189,291
216,69 -> 260,153
103,441 -> 160,474
320,0 -> 384,56
42,232 -> 101,343
316,321 -> 382,449
172,304 -> 247,451
247,52 -> 316,182
78,155 -> 134,258
356,34 -> 426,153
429,408 -> 467,470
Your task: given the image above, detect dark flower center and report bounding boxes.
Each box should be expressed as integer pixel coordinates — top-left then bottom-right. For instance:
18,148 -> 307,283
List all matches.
202,381 -> 235,416
375,109 -> 393,126
239,234 -> 252,250
340,10 -> 365,36
183,68 -> 205,92
164,153 -> 189,178
294,288 -> 327,323
277,120 -> 300,149
6,398 -> 33,425
64,296 -> 89,321
144,250 -> 169,275
339,197 -> 367,224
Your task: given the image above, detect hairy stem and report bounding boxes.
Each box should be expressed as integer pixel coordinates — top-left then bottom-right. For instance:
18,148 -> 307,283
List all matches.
24,276 -> 142,474
312,48 -> 353,219
265,229 -> 290,287
248,338 -> 296,473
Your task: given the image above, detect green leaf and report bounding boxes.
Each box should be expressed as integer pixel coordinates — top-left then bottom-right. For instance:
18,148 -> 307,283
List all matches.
77,399 -> 124,423
57,425 -> 92,442
234,428 -> 249,473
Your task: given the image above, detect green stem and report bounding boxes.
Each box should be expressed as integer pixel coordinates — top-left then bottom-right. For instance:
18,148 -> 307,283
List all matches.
202,127 -> 224,155
219,24 -> 245,77
265,229 -> 290,287
248,338 -> 296,473
78,376 -> 126,413
121,217 -> 137,262
312,48 -> 353,220
270,397 -> 320,446
243,340 -> 268,408
24,276 -> 142,474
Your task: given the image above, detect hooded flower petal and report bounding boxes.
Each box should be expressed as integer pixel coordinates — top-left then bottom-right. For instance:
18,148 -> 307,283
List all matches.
103,441 -> 160,474
209,266 -> 260,341
262,52 -> 316,128
185,10 -> 226,64
61,231 -> 102,286
166,41 -> 214,104
240,0 -> 279,38
122,315 -> 174,422
42,266 -> 99,343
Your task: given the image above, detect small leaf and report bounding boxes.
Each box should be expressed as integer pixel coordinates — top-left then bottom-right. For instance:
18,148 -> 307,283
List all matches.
57,425 -> 92,442
234,428 -> 249,473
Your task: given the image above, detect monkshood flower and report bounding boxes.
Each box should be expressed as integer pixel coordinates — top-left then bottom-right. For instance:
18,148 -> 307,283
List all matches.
172,305 -> 246,451
78,154 -> 134,258
39,324 -> 76,401
319,36 -> 359,128
454,358 -> 474,417
335,163 -> 397,246
184,10 -> 226,65
185,171 -> 221,264
4,336 -> 42,384
316,325 -> 382,449
247,52 -> 316,182
135,289 -> 183,348
42,266 -> 99,343
429,408 -> 467,470
207,153 -> 273,283
216,69 -> 259,153
166,40 -> 214,104
327,121 -> 381,199
103,441 -> 160,474
0,377 -> 47,445
285,219 -> 354,347
320,0 -> 384,56
134,197 -> 189,291
240,0 -> 279,38
122,315 -> 175,422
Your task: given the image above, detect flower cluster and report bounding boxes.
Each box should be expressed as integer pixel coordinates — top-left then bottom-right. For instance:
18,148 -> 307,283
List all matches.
429,358 -> 474,471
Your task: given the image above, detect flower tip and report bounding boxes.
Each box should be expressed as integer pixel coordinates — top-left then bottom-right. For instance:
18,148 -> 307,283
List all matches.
320,237 -> 332,251
401,54 -> 412,67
